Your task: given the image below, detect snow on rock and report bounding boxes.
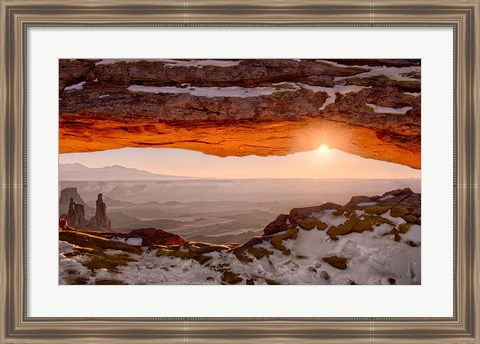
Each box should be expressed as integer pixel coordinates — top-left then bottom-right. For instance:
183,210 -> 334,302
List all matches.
127,84 -> 293,98
404,92 -> 420,97
312,209 -> 347,226
381,210 -> 407,227
357,201 -> 378,206
334,64 -> 421,82
300,83 -> 369,111
125,237 -> 143,246
127,82 -> 367,106
95,59 -> 159,65
95,59 -> 241,68
402,224 -> 421,244
59,240 -> 80,254
366,103 -> 413,115
59,188 -> 420,285
64,81 -> 86,91
110,236 -> 144,246
162,59 -> 241,68
59,240 -> 93,284
379,194 -> 395,201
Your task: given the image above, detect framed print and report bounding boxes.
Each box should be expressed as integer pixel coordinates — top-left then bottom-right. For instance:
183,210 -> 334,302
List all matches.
1,0 -> 479,343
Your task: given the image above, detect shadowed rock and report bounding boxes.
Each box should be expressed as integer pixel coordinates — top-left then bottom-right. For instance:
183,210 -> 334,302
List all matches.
126,227 -> 185,246
60,197 -> 89,229
89,193 -> 112,231
59,187 -> 93,217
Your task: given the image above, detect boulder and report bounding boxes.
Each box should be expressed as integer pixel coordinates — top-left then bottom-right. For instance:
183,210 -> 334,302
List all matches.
322,256 -> 349,270
289,202 -> 341,222
264,214 -> 290,235
125,227 -> 185,246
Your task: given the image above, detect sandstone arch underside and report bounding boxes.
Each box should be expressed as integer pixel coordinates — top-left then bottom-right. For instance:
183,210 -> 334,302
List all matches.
59,59 -> 421,169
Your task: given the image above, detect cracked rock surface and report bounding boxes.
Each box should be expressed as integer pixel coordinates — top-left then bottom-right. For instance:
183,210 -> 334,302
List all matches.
59,59 -> 420,168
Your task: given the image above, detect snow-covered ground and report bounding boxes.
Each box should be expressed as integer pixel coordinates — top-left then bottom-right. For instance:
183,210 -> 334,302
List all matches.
59,204 -> 421,285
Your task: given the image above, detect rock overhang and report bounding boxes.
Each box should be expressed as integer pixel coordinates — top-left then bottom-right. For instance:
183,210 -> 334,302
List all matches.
59,59 -> 421,169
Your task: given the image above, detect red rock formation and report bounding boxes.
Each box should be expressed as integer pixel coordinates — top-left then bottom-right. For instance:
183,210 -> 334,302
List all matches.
125,227 -> 185,246
89,193 -> 112,231
262,188 -> 420,237
90,227 -> 186,246
59,59 -> 421,169
59,187 -> 91,216
60,198 -> 89,229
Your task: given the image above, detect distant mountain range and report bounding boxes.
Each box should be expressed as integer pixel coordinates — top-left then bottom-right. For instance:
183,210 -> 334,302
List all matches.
59,163 -> 196,181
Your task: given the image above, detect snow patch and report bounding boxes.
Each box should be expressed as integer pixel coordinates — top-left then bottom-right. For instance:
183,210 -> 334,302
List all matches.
103,249 -> 128,256
95,59 -> 241,68
127,82 -> 367,104
316,60 -> 370,69
126,238 -> 143,246
95,59 -> 159,65
312,210 -> 347,226
402,224 -> 421,244
64,81 -> 86,91
110,237 -> 143,246
334,65 -> 421,82
366,103 -> 412,115
127,84 -> 294,98
404,92 -> 420,97
162,59 -> 241,68
357,201 -> 378,206
300,83 -> 368,111
372,223 -> 394,236
59,240 -> 79,254
381,210 -> 407,226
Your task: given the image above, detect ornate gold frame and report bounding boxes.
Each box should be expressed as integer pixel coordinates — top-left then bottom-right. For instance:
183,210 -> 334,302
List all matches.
1,1 -> 479,343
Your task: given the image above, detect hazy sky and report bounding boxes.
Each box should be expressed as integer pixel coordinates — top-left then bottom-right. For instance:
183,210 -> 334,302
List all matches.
59,147 -> 421,179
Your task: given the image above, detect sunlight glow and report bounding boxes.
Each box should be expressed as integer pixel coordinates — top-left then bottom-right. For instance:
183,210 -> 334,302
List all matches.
318,145 -> 330,154
59,147 -> 421,179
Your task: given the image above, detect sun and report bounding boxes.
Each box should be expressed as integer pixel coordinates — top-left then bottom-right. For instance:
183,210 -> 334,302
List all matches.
318,144 -> 330,154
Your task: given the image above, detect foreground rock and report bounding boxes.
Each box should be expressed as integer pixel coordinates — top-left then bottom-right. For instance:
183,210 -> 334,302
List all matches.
59,188 -> 420,285
92,227 -> 186,246
263,187 -> 420,239
59,59 -> 420,168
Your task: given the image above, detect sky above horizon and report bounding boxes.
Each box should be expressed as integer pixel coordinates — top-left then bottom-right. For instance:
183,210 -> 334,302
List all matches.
59,147 -> 421,179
